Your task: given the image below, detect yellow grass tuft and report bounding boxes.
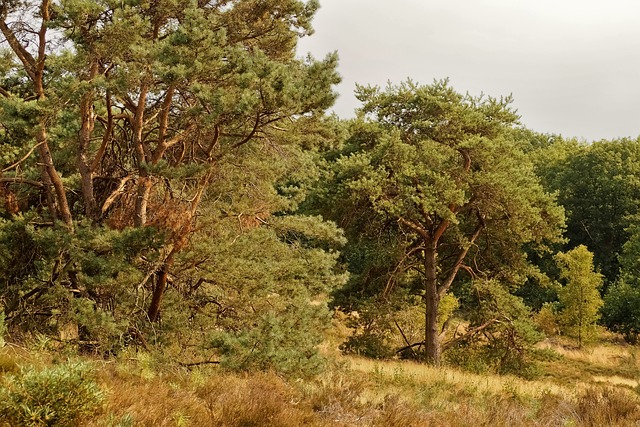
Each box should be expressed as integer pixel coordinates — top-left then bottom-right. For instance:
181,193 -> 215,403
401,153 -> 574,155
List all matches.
345,355 -> 569,398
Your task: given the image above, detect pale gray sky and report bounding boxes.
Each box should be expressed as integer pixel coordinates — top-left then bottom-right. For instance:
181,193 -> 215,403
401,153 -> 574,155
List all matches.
297,0 -> 640,141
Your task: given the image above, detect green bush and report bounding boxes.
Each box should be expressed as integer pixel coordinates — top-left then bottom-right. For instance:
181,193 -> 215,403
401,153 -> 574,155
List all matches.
0,361 -> 104,426
210,299 -> 331,378
602,279 -> 640,343
340,330 -> 397,360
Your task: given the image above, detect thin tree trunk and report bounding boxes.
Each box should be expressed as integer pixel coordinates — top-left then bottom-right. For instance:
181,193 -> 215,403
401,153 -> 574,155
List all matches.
134,177 -> 152,227
1,0 -> 73,230
38,163 -> 57,221
77,61 -> 99,221
133,82 -> 149,227
36,127 -> 74,230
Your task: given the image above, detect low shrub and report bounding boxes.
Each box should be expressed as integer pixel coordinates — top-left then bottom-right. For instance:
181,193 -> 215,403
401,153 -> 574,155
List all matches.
0,361 -> 104,427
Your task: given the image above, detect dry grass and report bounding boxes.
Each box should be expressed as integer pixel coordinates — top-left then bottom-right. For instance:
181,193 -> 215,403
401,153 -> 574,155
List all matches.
4,334 -> 640,426
538,338 -> 637,366
346,355 -> 569,398
536,338 -> 640,391
82,350 -> 640,427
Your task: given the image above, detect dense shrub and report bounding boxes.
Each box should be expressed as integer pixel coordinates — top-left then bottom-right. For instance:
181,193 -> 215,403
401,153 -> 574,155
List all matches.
602,280 -> 640,343
0,362 -> 104,426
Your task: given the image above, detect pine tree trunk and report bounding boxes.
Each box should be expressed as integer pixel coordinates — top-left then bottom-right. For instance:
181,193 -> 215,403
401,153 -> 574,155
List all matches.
134,176 -> 152,227
424,243 -> 440,366
77,62 -> 99,222
147,253 -> 174,322
37,127 -> 74,230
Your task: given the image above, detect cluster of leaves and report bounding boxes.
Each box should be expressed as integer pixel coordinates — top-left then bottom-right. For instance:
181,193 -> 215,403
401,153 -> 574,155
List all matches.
3,0 -> 640,384
0,215 -> 162,353
601,222 -> 640,343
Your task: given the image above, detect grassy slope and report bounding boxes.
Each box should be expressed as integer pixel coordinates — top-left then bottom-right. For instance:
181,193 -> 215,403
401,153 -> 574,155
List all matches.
2,335 -> 640,426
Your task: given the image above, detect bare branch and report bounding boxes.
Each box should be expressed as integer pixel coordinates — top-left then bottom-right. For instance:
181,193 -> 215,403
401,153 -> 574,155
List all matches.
394,320 -> 418,359
100,175 -> 133,214
441,318 -> 498,351
0,177 -> 43,187
438,220 -> 484,299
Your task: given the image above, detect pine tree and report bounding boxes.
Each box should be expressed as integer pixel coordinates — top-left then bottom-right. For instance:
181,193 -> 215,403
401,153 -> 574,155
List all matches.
0,0 -> 343,369
314,80 -> 564,365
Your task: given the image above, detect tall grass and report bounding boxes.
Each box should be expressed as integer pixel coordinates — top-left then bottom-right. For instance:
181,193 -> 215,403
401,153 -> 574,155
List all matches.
2,339 -> 640,426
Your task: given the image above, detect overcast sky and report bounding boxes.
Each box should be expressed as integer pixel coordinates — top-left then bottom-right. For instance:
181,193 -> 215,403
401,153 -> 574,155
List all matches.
297,0 -> 640,141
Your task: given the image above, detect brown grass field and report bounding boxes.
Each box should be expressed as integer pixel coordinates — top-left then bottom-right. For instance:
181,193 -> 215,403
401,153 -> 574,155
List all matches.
2,332 -> 640,426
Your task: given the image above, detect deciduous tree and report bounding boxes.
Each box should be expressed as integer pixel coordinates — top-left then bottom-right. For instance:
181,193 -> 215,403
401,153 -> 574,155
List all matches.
555,245 -> 603,347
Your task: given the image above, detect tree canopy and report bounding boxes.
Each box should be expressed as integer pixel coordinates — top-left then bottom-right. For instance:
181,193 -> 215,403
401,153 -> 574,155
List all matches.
311,80 -> 564,365
0,0 -> 344,374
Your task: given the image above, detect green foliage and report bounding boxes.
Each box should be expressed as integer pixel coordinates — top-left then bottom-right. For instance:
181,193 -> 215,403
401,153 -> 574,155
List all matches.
618,218 -> 640,279
448,279 -> 544,378
444,318 -> 543,379
341,292 -> 457,360
601,222 -> 640,343
339,298 -> 406,360
534,302 -> 560,337
315,80 -> 563,365
554,246 -> 604,346
0,362 -> 104,427
0,216 -> 163,353
179,216 -> 346,377
210,300 -> 330,378
0,0 -> 342,373
602,280 -> 640,344
535,138 -> 640,283
438,293 -> 459,332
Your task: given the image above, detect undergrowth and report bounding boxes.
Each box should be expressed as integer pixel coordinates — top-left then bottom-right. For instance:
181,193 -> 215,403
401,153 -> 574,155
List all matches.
0,340 -> 639,426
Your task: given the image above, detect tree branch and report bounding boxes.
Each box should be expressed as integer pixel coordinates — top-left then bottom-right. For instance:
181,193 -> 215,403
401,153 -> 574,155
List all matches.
151,83 -> 176,163
438,218 -> 484,299
397,216 -> 429,240
0,20 -> 36,81
178,360 -> 220,368
396,341 -> 424,355
2,141 -> 46,172
101,175 -> 133,214
441,318 -> 498,351
0,177 -> 43,187
230,111 -> 261,150
394,320 -> 418,359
